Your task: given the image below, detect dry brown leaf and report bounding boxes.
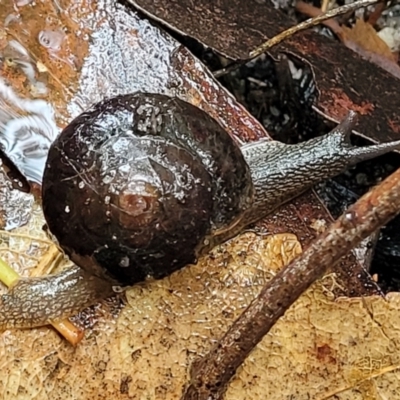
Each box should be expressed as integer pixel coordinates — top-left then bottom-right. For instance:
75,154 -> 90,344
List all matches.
1,204 -> 400,399
342,19 -> 396,62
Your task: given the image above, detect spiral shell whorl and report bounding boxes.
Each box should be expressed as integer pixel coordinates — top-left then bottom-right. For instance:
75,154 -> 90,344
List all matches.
42,93 -> 253,285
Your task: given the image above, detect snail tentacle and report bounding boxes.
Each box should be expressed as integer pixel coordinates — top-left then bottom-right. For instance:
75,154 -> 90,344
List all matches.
332,111 -> 400,162
240,111 -> 400,224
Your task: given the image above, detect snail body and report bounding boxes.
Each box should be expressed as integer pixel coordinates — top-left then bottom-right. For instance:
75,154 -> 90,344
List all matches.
2,92 -> 400,328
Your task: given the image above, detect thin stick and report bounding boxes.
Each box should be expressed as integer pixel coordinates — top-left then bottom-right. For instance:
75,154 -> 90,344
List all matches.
0,257 -> 84,345
183,167 -> 400,400
249,0 -> 378,58
321,0 -> 330,13
31,243 -> 63,277
295,0 -> 344,38
0,257 -> 20,286
214,0 -> 378,78
214,61 -> 246,79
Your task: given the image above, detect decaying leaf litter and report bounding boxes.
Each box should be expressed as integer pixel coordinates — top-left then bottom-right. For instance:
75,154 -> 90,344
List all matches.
130,0 -> 400,144
0,0 -> 400,399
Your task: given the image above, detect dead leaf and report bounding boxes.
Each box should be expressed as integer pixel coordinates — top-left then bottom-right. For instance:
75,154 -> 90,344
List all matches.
0,0 -> 394,398
130,0 -> 400,146
342,19 -> 396,62
1,205 -> 400,399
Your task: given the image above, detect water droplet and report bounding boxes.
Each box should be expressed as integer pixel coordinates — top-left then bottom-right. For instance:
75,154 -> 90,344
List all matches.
0,77 -> 58,183
345,211 -> 355,221
119,256 -> 130,267
38,30 -> 65,52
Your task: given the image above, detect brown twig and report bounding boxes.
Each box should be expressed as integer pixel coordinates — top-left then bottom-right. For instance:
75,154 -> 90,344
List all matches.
214,0 -> 378,78
295,0 -> 400,78
295,0 -> 344,39
321,0 -> 331,13
182,167 -> 400,400
249,0 -> 378,58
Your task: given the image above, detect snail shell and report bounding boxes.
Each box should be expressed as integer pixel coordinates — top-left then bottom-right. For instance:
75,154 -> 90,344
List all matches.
42,93 -> 253,285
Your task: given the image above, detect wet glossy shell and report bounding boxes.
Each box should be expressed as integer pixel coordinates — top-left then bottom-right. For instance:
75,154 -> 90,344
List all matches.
42,93 -> 253,285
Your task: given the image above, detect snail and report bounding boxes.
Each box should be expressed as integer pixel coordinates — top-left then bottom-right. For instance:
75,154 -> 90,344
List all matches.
1,92 -> 400,329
